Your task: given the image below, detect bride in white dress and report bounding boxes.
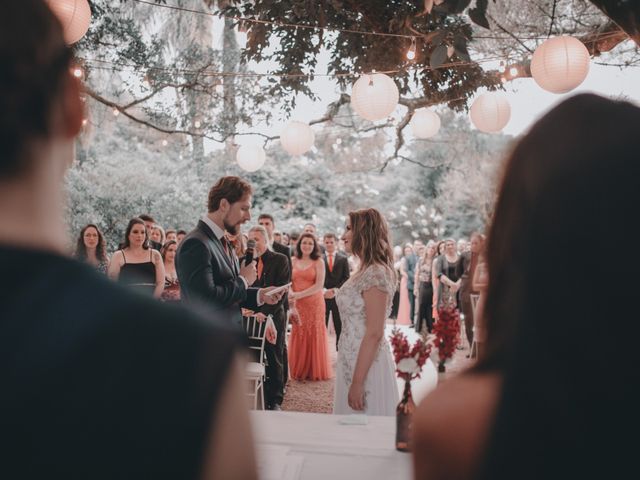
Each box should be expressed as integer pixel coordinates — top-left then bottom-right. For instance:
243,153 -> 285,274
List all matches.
333,208 -> 400,416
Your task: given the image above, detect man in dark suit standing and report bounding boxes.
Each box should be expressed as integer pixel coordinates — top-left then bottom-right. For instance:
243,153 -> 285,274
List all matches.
258,213 -> 292,387
176,176 -> 283,327
247,225 -> 289,410
322,233 -> 350,350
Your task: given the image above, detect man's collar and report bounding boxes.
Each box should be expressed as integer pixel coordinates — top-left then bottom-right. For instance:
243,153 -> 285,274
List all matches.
201,215 -> 225,240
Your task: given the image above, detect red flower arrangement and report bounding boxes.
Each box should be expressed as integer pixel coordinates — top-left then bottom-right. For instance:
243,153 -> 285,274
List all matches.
389,329 -> 432,382
433,305 -> 460,364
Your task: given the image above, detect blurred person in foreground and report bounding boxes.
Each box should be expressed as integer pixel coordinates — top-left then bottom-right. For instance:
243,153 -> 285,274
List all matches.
0,3 -> 256,478
413,94 -> 640,480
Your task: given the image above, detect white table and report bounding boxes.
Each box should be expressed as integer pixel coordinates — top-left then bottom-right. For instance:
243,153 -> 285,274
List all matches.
250,411 -> 413,480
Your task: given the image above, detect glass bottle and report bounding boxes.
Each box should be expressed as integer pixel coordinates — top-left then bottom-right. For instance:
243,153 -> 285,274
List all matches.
396,379 -> 416,452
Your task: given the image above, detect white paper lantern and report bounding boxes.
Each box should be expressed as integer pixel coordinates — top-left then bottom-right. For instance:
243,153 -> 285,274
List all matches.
350,73 -> 399,122
530,36 -> 590,94
280,121 -> 315,156
236,144 -> 266,172
410,109 -> 441,139
47,0 -> 92,44
470,93 -> 511,133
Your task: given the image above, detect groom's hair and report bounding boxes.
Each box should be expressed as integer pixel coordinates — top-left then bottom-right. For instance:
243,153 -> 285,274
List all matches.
208,176 -> 252,212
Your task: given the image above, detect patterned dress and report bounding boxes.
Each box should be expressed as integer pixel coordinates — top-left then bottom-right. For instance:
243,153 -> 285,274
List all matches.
333,264 -> 399,416
288,259 -> 332,381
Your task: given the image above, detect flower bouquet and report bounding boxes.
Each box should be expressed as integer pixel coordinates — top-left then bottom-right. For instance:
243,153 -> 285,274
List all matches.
433,305 -> 460,372
389,328 -> 432,452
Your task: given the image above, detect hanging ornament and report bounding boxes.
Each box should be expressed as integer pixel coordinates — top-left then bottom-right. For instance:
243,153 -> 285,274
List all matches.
530,36 -> 590,94
46,0 -> 92,44
410,109 -> 441,139
236,145 -> 266,172
350,73 -> 399,122
470,93 -> 511,133
280,121 -> 315,156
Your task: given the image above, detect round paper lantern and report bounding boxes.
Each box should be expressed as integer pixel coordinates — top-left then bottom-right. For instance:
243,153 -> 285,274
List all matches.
236,144 -> 265,172
470,93 -> 511,133
410,109 -> 441,139
280,121 -> 315,156
530,36 -> 590,94
350,73 -> 399,121
47,0 -> 92,44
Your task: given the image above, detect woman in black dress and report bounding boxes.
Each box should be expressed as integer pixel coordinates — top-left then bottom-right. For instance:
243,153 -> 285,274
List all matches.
108,217 -> 165,298
414,240 -> 437,334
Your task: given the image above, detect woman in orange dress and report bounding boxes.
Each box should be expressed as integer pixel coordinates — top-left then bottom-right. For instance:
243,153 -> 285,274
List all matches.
288,233 -> 332,381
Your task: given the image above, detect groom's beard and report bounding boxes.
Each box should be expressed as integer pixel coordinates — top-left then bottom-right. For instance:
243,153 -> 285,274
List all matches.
224,220 -> 239,235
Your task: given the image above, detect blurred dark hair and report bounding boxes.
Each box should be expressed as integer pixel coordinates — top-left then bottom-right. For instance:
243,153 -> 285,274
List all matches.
138,214 -> 155,224
122,218 -> 149,250
477,94 -> 640,479
294,233 -> 321,260
74,224 -> 107,263
161,240 -> 177,261
258,213 -> 274,223
207,176 -> 252,212
0,0 -> 73,178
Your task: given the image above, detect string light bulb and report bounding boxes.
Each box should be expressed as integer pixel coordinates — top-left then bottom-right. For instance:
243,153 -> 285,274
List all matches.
406,37 -> 417,60
194,121 -> 201,128
509,66 -> 519,77
112,108 -> 119,117
162,140 -> 168,147
72,67 -> 83,78
498,61 -> 506,73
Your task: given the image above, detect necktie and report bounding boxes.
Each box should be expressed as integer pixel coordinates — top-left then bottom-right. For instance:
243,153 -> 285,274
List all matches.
257,257 -> 263,280
328,254 -> 334,272
221,236 -> 232,259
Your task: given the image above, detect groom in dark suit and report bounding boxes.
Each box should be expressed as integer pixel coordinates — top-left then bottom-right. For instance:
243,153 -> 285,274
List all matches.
323,233 -> 350,349
176,176 -> 283,327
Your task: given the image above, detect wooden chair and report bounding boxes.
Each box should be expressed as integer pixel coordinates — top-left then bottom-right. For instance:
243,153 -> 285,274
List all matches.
243,315 -> 267,410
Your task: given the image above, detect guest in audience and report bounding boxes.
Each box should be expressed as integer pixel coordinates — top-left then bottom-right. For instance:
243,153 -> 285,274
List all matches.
323,233 -> 350,349
288,233 -> 332,380
139,214 -> 162,251
413,94 -> 640,480
390,246 -> 403,321
176,229 -> 187,244
108,217 -> 165,298
431,240 -> 446,320
165,229 -> 177,243
247,225 -> 290,410
160,240 -> 180,302
303,223 -> 317,236
414,240 -> 436,334
273,231 -> 282,244
151,225 -> 166,248
457,238 -> 468,255
457,232 -> 484,346
472,251 -> 488,358
282,232 -> 290,246
0,3 -> 255,477
401,244 -> 418,327
435,239 -> 461,311
258,213 -> 292,384
74,224 -> 109,274
289,230 -> 300,254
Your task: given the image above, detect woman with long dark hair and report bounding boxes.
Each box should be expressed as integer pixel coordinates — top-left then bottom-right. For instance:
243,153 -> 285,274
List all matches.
288,232 -> 331,381
334,208 -> 399,415
414,240 -> 437,334
107,217 -> 164,298
160,240 -> 180,302
74,224 -> 109,274
413,94 -> 640,480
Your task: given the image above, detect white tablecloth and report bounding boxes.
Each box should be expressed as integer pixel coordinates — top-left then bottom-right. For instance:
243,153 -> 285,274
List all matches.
251,411 -> 413,480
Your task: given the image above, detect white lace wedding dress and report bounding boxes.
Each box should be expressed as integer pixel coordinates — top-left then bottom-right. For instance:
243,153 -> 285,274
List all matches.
333,264 -> 400,416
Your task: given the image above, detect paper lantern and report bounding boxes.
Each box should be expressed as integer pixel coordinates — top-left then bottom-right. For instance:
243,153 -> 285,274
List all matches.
470,93 -> 511,133
530,36 -> 590,94
350,73 -> 399,122
410,109 -> 441,139
280,121 -> 315,156
236,145 -> 265,172
46,0 -> 92,44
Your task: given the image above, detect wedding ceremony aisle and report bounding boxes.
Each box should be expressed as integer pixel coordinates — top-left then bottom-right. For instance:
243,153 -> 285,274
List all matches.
282,322 -> 473,413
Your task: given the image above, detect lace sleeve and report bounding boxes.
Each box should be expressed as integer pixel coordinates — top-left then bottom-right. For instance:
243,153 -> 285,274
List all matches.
359,265 -> 394,295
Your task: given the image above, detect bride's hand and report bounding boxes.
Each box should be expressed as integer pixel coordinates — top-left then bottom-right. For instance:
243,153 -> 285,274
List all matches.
348,381 -> 366,411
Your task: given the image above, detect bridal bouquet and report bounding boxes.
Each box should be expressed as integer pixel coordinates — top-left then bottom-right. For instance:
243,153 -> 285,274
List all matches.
389,329 -> 432,381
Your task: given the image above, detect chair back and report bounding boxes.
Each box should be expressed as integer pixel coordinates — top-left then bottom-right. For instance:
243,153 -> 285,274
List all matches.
242,315 -> 267,363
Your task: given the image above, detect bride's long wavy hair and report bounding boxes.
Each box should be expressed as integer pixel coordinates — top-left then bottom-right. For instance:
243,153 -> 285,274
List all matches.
348,208 -> 395,273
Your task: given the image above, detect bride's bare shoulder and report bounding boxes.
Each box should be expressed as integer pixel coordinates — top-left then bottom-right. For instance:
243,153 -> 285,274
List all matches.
413,372 -> 502,480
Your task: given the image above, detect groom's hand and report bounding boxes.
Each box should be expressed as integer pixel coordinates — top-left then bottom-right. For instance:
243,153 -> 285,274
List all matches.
240,260 -> 257,285
259,286 -> 285,305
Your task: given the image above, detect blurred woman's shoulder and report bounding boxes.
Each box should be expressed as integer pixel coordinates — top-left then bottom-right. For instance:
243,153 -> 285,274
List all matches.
413,372 -> 501,480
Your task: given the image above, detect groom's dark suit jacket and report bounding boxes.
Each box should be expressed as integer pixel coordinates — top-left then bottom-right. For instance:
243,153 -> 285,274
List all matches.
176,220 -> 258,327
